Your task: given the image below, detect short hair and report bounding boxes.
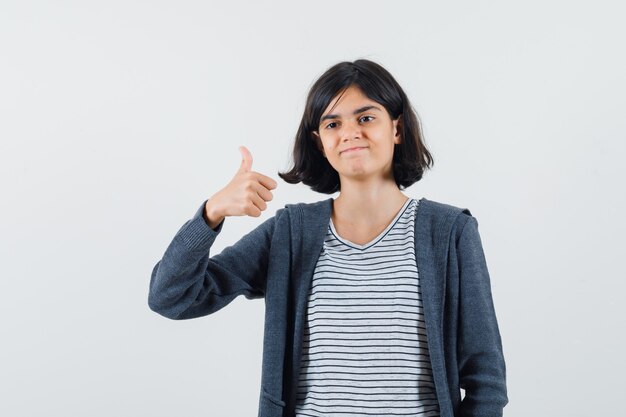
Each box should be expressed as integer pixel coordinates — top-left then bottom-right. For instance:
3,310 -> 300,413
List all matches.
278,59 -> 434,194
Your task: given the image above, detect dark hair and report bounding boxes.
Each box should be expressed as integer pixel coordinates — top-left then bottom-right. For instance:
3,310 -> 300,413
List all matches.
278,59 -> 434,194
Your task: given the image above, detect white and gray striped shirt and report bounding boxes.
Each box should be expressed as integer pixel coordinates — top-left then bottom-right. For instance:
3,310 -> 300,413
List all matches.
294,197 -> 440,417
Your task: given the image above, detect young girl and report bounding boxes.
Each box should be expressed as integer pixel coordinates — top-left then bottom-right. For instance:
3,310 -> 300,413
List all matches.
149,59 -> 508,417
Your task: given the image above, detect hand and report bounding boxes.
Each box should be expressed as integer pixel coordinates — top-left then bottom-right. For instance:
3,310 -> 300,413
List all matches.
204,146 -> 278,228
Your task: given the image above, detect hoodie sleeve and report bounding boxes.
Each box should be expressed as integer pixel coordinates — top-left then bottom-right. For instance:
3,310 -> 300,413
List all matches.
148,199 -> 285,320
456,215 -> 509,417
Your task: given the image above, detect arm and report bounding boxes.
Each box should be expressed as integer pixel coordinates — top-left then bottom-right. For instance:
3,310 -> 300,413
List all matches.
148,198 -> 285,320
456,216 -> 508,417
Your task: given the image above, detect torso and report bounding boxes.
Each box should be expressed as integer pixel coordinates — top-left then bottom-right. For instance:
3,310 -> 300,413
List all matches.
295,197 -> 440,415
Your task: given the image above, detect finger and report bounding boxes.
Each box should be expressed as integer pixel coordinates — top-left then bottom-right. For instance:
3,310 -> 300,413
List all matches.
254,172 -> 278,190
248,192 -> 268,215
254,182 -> 274,202
238,146 -> 253,173
247,181 -> 273,203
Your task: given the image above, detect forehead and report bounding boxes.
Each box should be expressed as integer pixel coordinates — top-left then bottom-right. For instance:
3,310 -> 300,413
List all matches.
321,85 -> 379,116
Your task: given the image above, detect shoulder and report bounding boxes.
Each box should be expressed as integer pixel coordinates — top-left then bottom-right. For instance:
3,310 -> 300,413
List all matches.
418,197 -> 477,240
419,197 -> 472,217
282,197 -> 333,218
284,197 -> 333,210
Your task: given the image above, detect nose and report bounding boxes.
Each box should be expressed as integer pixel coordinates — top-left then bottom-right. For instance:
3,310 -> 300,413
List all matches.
340,119 -> 362,141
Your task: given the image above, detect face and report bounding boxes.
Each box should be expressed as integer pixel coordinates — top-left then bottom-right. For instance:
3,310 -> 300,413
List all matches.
312,85 -> 402,184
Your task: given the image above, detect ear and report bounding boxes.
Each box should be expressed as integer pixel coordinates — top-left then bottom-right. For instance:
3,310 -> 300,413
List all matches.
311,131 -> 326,157
393,115 -> 403,145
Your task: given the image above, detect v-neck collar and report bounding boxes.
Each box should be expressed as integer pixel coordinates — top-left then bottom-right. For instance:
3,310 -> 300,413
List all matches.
328,197 -> 414,250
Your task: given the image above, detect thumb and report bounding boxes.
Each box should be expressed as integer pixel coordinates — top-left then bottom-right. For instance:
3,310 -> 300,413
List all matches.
238,145 -> 253,173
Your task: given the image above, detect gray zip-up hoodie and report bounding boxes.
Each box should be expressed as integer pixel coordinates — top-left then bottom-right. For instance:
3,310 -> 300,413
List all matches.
148,196 -> 508,417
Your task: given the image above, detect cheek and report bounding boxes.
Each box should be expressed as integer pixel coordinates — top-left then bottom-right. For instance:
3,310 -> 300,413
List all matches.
320,138 -> 336,152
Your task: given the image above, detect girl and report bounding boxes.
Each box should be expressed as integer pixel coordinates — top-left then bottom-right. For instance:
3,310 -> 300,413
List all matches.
149,59 -> 508,417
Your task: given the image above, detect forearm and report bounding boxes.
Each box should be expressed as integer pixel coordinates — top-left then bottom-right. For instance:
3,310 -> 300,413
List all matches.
148,199 -> 280,320
148,200 -> 225,319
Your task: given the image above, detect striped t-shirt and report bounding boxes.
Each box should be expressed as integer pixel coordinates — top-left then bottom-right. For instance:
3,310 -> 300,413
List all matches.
294,197 -> 440,417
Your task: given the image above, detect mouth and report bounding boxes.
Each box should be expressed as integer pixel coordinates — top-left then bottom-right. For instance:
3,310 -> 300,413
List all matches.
341,146 -> 367,154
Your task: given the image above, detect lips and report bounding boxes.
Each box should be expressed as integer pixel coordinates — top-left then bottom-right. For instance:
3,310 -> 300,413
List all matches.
341,146 -> 367,153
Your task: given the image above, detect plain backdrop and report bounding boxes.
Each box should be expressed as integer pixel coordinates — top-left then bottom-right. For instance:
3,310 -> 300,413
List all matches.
1,1 -> 624,416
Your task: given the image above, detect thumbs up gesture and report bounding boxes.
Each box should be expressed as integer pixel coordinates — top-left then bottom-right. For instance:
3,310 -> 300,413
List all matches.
203,146 -> 278,229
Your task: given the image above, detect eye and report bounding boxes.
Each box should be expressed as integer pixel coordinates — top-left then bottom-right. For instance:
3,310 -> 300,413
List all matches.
324,116 -> 373,129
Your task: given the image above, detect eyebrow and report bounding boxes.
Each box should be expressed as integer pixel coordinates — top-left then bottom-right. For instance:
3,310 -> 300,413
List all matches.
320,105 -> 382,123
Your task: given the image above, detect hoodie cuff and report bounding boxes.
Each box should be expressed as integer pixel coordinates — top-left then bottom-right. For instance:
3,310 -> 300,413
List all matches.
176,199 -> 224,250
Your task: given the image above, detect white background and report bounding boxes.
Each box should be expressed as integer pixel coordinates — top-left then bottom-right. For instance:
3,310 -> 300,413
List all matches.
1,1 -> 624,416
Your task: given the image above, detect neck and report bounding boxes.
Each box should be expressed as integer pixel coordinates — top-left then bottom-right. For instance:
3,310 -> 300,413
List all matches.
332,178 -> 409,224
